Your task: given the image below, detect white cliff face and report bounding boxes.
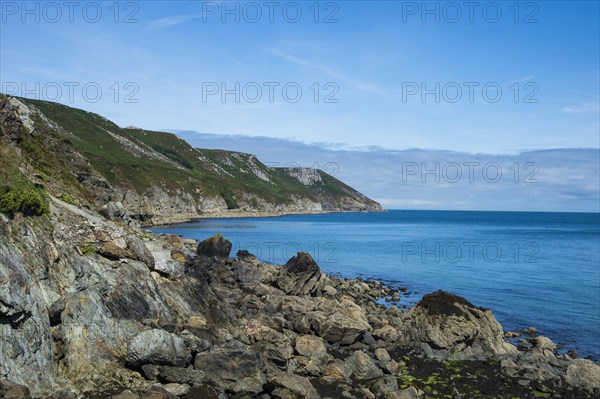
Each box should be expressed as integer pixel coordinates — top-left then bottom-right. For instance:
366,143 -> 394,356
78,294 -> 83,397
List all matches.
282,168 -> 323,186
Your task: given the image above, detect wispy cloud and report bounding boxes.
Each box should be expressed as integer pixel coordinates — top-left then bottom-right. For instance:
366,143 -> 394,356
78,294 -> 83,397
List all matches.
265,48 -> 385,94
561,103 -> 600,113
147,15 -> 201,31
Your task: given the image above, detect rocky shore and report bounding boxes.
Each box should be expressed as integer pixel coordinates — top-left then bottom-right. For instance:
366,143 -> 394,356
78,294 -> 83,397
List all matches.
1,196 -> 599,399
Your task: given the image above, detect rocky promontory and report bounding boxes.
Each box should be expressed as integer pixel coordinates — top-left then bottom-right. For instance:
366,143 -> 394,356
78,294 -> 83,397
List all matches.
1,194 -> 599,398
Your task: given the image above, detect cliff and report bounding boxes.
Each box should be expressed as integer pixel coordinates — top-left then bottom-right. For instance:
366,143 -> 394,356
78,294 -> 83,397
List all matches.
0,95 -> 383,228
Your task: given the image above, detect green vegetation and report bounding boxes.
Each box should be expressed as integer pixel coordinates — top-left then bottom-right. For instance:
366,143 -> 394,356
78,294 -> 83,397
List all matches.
79,242 -> 96,256
0,187 -> 50,217
14,97 -> 375,211
61,193 -> 78,206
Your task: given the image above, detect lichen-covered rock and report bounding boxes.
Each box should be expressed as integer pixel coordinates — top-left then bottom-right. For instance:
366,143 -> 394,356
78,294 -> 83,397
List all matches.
126,329 -> 192,368
196,233 -> 232,258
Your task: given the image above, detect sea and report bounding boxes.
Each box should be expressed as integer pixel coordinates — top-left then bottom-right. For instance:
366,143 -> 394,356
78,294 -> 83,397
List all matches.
151,210 -> 600,360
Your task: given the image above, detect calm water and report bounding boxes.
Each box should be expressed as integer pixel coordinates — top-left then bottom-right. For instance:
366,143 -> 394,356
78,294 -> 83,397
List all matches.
152,210 -> 600,359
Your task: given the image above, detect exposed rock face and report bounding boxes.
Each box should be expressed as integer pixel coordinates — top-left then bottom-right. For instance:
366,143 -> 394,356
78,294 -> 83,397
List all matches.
196,233 -> 232,258
0,195 -> 598,398
397,290 -> 518,360
274,252 -> 323,296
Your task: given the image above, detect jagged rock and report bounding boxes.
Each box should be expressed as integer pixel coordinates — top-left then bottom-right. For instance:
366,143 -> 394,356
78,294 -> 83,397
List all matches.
397,290 -> 517,360
275,252 -> 323,296
307,298 -> 372,345
126,329 -> 192,368
194,348 -> 266,394
196,233 -> 232,258
267,371 -> 319,399
145,240 -> 184,278
127,236 -> 155,267
564,359 -> 600,391
344,351 -> 384,380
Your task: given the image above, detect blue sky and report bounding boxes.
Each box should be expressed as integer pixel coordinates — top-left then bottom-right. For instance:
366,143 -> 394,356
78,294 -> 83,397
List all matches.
1,1 -> 599,210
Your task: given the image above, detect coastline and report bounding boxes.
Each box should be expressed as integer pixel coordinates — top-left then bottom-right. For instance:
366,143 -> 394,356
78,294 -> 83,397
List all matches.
143,208 -> 387,227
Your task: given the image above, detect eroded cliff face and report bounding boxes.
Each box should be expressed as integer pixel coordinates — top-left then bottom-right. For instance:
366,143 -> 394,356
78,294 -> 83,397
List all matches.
0,95 -> 384,228
1,200 -> 599,399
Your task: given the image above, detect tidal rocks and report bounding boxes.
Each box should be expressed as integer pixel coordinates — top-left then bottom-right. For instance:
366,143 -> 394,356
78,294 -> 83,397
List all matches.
126,329 -> 192,368
275,252 -> 323,296
397,290 -> 517,360
196,233 -> 232,258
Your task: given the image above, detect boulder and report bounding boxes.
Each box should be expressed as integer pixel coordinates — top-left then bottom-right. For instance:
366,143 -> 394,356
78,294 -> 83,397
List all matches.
275,252 -> 323,296
564,358 -> 600,391
196,233 -> 232,258
267,371 -> 319,399
344,351 -> 383,380
127,236 -> 155,267
295,335 -> 328,362
397,290 -> 517,360
194,348 -> 265,394
98,241 -> 133,260
126,329 -> 192,368
308,299 -> 372,345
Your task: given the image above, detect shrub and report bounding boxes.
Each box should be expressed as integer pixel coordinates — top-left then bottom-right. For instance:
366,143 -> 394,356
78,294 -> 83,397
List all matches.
0,187 -> 50,216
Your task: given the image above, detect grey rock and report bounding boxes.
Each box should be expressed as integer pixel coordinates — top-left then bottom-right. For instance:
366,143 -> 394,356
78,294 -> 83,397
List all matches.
344,351 -> 383,380
275,252 -> 323,296
396,290 -> 517,360
564,358 -> 600,391
267,371 -> 319,399
307,299 -> 372,345
194,348 -> 266,394
197,233 -> 232,258
126,329 -> 192,368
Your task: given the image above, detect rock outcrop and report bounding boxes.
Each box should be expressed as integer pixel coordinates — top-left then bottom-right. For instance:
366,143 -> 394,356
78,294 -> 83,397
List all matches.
1,215 -> 599,398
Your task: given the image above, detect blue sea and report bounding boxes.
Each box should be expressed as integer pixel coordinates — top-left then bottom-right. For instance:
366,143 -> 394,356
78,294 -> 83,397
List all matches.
152,210 -> 600,360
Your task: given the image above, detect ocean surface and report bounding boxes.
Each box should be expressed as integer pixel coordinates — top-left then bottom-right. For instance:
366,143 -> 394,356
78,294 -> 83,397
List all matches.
151,210 -> 600,359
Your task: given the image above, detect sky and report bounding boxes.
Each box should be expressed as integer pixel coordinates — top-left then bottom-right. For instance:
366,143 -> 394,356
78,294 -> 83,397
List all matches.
0,1 -> 599,211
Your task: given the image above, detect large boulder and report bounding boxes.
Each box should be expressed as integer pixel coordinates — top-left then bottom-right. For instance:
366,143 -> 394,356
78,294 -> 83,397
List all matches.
397,290 -> 517,360
343,351 -> 384,380
307,298 -> 372,345
194,348 -> 265,395
564,359 -> 600,392
126,329 -> 192,368
196,234 -> 232,258
266,371 -> 319,399
275,252 -> 323,296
